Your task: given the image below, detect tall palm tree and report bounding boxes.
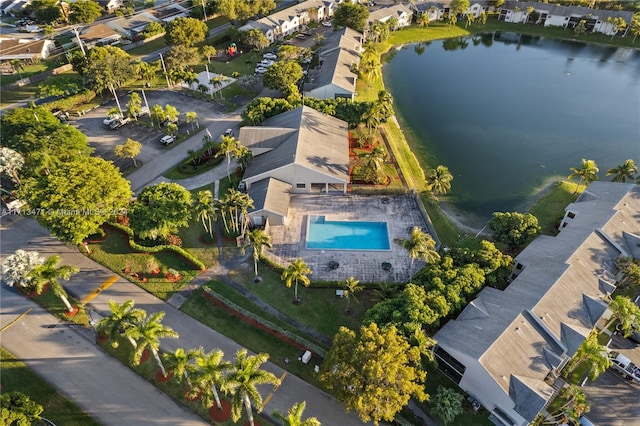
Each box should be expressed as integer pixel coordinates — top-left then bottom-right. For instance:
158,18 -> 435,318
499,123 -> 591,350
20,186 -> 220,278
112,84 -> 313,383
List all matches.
1,249 -> 44,291
427,165 -> 453,197
185,111 -> 199,132
215,135 -> 239,181
163,347 -> 201,387
127,311 -> 179,376
394,227 -> 440,278
361,146 -> 386,184
544,384 -> 590,425
28,255 -> 79,309
242,229 -> 272,277
281,259 -> 313,303
195,190 -> 216,238
195,348 -> 232,411
272,401 -> 321,426
566,333 -> 610,381
343,276 -> 363,314
606,159 -> 638,183
97,299 -> 146,348
236,191 -> 254,235
602,296 -> 640,337
568,158 -> 599,194
223,350 -> 279,426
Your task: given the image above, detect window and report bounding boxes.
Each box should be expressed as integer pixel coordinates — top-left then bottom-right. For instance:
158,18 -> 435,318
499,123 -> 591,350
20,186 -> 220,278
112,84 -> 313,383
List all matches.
567,212 -> 576,219
515,263 -> 523,270
434,346 -> 466,384
491,407 -> 516,426
296,183 -> 306,189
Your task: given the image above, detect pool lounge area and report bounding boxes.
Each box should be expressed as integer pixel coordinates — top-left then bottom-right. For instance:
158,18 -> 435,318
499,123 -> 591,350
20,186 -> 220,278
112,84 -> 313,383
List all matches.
264,194 -> 432,284
306,216 -> 391,251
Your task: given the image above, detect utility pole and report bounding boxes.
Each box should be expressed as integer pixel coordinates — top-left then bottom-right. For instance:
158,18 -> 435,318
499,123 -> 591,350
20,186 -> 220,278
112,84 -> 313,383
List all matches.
72,26 -> 86,57
205,64 -> 213,99
140,89 -> 150,115
201,0 -> 208,21
109,82 -> 123,116
159,52 -> 171,89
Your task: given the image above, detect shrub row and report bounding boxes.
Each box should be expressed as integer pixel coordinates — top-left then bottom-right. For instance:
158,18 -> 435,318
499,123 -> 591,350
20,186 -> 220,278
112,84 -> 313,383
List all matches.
108,222 -> 206,271
42,89 -> 97,112
202,287 -> 327,357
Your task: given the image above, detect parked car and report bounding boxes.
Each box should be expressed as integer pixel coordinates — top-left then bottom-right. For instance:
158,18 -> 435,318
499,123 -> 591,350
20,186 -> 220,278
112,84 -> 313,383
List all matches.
109,117 -> 131,130
136,106 -> 150,118
103,114 -> 120,126
263,52 -> 277,60
162,116 -> 178,127
609,351 -> 640,383
322,20 -> 332,27
223,128 -> 234,137
301,56 -> 312,64
259,59 -> 274,67
295,34 -> 306,39
160,135 -> 176,145
254,66 -> 268,74
22,25 -> 43,33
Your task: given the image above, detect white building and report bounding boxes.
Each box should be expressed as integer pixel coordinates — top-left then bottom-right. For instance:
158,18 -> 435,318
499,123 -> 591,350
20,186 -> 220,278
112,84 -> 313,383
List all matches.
367,4 -> 413,29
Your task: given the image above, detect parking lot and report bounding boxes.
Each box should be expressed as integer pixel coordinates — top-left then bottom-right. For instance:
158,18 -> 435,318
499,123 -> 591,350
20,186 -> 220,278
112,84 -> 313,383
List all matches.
69,89 -> 242,184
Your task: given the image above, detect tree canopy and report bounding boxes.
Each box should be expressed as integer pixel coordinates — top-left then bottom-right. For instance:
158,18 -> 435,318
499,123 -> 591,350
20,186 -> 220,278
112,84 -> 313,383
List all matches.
72,45 -> 134,93
129,182 -> 192,241
165,17 -> 208,47
333,2 -> 369,32
1,392 -> 43,425
69,0 -> 102,24
263,61 -> 304,93
488,211 -> 541,249
319,323 -> 427,425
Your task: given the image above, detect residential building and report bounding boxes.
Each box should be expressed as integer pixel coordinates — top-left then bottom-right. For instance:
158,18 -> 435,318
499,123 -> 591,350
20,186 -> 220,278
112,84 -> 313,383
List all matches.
239,0 -> 334,44
239,106 -> 350,226
433,181 -> 640,426
498,1 -> 633,37
0,37 -> 56,61
367,4 -> 413,29
97,0 -> 123,14
106,11 -> 158,38
304,27 -> 363,100
411,0 -> 491,20
79,23 -> 122,48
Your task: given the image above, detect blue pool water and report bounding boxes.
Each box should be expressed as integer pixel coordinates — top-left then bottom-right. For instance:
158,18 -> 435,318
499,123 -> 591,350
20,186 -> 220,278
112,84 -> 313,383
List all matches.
306,216 -> 391,250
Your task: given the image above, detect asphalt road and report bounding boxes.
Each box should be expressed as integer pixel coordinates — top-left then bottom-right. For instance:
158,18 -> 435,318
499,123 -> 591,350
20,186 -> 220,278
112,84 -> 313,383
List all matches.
0,216 -> 369,426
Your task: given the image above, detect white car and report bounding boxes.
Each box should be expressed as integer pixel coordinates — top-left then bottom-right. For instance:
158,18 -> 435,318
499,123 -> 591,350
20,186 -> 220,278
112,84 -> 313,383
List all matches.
255,66 -> 268,74
160,135 -> 176,145
259,60 -> 274,67
263,53 -> 277,60
322,21 -> 332,27
103,114 -> 120,126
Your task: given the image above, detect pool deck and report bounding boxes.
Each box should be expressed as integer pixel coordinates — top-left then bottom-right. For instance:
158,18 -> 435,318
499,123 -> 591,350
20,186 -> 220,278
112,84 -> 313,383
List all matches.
264,193 -> 431,284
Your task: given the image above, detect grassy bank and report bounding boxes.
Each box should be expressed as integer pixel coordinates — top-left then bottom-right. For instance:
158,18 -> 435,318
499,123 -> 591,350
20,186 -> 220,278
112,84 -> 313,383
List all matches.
528,181 -> 580,235
0,347 -> 100,426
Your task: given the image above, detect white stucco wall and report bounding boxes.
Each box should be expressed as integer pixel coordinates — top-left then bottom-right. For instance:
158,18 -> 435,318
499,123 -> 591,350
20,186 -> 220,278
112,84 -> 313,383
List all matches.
306,83 -> 355,101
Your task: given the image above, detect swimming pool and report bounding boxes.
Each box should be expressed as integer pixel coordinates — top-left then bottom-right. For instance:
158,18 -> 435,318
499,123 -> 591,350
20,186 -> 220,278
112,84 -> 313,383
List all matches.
306,215 -> 391,250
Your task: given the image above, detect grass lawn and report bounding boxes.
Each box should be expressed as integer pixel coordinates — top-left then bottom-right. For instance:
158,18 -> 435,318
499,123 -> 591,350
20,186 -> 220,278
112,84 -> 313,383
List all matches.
163,148 -> 224,180
86,226 -> 209,301
127,37 -> 168,57
181,286 -> 325,388
0,347 -> 99,426
98,336 -> 274,425
528,181 -> 580,235
24,286 -> 91,327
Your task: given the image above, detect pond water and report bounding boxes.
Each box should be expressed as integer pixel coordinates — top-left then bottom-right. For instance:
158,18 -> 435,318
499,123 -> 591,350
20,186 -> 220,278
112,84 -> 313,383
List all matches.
383,32 -> 640,225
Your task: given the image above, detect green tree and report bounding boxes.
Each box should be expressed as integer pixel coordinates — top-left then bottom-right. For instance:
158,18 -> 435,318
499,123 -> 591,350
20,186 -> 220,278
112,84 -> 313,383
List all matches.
488,212 -> 540,250
394,226 -> 440,278
242,229 -> 272,277
129,182 -> 192,241
342,276 -> 363,314
616,257 -> 640,290
114,138 -> 142,167
1,392 -> 43,425
150,104 -> 165,128
134,60 -> 157,86
319,323 -> 428,425
223,350 -> 280,426
450,0 -> 470,20
630,13 -> 640,43
163,347 -> 201,388
426,165 -> 453,197
195,348 -> 232,411
544,384 -> 590,425
1,250 -> 44,292
127,311 -> 179,376
416,13 -> 429,28
201,45 -> 218,63
272,401 -> 321,426
242,28 -> 270,51
333,2 -> 369,32
568,158 -> 599,194
18,157 -> 131,244
165,17 -> 208,46
215,135 -> 239,181
195,189 -> 215,238
281,259 -> 312,303
606,16 -> 627,39
69,0 -> 102,23
606,159 -> 638,183
28,255 -> 79,311
360,146 -> 386,184
0,146 -> 25,185
566,333 -> 610,381
263,61 -> 304,94
165,45 -> 200,72
126,92 -> 142,120
141,21 -> 164,38
164,104 -> 180,125
73,45 -> 133,93
603,296 -> 640,337
185,111 -> 199,132
97,299 -> 146,348
430,386 -> 464,425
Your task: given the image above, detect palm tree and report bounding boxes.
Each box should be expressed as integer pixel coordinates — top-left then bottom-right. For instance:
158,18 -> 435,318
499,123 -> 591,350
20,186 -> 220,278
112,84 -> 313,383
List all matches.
163,347 -> 201,387
427,165 -> 453,197
394,227 -> 440,278
97,299 -> 146,348
127,311 -> 179,377
1,249 -> 44,291
185,111 -> 199,132
242,229 -> 272,277
223,350 -> 279,426
195,348 -> 232,411
195,190 -> 215,238
602,296 -> 640,337
28,255 -> 79,309
566,333 -> 610,381
215,135 -> 239,181
416,13 -> 429,28
606,159 -> 638,183
568,159 -> 599,194
150,104 -> 165,128
272,401 -> 321,426
361,146 -> 386,184
544,384 -> 590,425
281,259 -> 312,303
343,276 -> 363,314
236,191 -> 254,235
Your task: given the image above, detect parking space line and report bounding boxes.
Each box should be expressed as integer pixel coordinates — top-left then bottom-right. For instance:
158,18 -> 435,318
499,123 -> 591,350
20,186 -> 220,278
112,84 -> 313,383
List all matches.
0,308 -> 32,332
80,275 -> 119,305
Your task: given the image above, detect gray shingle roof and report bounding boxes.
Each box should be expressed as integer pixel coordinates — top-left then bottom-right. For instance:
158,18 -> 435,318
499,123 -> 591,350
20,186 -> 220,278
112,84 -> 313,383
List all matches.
247,177 -> 291,217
